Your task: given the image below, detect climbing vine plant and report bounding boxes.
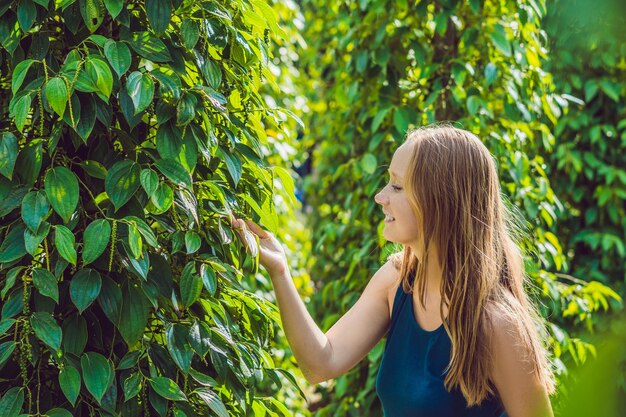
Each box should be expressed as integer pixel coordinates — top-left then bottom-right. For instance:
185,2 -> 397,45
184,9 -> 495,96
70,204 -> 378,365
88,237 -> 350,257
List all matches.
0,0 -> 301,416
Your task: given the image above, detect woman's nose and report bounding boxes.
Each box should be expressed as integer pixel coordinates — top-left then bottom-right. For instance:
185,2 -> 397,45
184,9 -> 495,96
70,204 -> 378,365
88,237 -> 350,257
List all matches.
375,189 -> 387,205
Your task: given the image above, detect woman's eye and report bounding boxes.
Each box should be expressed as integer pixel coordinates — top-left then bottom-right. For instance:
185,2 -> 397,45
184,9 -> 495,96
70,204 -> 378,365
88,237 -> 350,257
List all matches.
391,185 -> 402,191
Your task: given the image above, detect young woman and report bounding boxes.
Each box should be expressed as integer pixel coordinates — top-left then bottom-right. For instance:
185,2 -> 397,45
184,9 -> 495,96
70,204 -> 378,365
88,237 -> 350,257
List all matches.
232,126 -> 555,417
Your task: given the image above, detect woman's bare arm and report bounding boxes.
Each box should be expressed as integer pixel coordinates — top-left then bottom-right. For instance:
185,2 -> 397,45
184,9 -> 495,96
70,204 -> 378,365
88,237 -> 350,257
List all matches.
269,260 -> 399,384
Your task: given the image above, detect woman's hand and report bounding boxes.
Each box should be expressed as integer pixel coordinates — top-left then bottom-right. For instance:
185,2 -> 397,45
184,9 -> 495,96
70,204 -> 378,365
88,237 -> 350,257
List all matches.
230,215 -> 289,277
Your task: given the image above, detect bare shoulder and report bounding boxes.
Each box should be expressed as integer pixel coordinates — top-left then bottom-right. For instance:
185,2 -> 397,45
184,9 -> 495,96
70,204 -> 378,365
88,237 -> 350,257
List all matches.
367,259 -> 402,318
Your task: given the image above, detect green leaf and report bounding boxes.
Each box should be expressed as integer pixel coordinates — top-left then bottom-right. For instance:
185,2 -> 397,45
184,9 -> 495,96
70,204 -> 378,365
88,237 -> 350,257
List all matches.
176,91 -> 197,126
46,408 -> 73,417
105,160 -> 141,211
45,77 -> 69,117
125,216 -> 158,247
484,62 -> 497,86
81,352 -> 113,405
78,160 -> 108,179
104,40 -> 131,77
13,95 -> 31,132
0,132 -> 18,179
55,225 -> 77,265
180,20 -> 199,50
21,191 -> 49,232
97,277 -> 122,325
30,312 -> 62,351
199,264 -> 216,296
12,59 -> 36,94
467,96 -> 481,115
140,168 -> 159,197
194,388 -> 228,417
79,0 -> 105,32
166,323 -> 193,373
32,268 -> 59,303
86,57 -> 113,100
185,231 -> 201,254
360,153 -> 377,175
151,68 -> 182,100
61,313 -> 87,355
149,377 -> 187,401
180,261 -> 201,308
0,319 -> 16,337
70,269 -> 102,313
154,159 -> 192,188
393,108 -> 409,134
127,222 -> 142,259
202,59 -> 222,89
490,24 -> 511,57
103,0 -> 122,18
150,183 -> 173,213
126,71 -> 155,114
118,282 -> 150,346
59,365 -> 81,406
82,219 -> 111,265
17,0 -> 37,31
44,166 -> 79,223
189,321 -> 211,357
0,387 -> 24,417
15,139 -> 43,186
129,32 -> 172,62
0,341 -> 16,370
0,223 -> 27,263
123,372 -> 141,401
146,0 -> 171,35
24,222 -> 50,256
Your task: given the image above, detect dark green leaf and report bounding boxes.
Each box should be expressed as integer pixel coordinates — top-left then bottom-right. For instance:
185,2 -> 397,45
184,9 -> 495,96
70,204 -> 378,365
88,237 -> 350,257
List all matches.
0,223 -> 27,263
105,160 -> 141,211
21,191 -> 49,232
46,408 -> 73,417
15,139 -> 43,186
490,24 -> 511,56
176,91 -> 197,126
79,0 -> 105,32
180,261 -> 201,308
189,321 -> 210,357
180,20 -> 199,50
151,68 -> 182,100
0,387 -> 24,417
104,39 -> 131,77
45,77 -> 69,117
12,59 -> 36,94
194,388 -> 228,417
149,180 -> 173,214
126,71 -> 155,114
125,216 -> 158,247
154,159 -> 192,188
30,311 -> 62,351
55,225 -> 77,265
129,32 -> 172,62
70,269 -> 102,313
32,268 -> 58,303
0,132 -> 18,180
199,264 -> 216,296
127,222 -> 142,259
146,0 -> 171,34
0,341 -> 16,370
78,160 -> 108,179
103,0 -> 122,18
185,231 -> 200,254
17,0 -> 36,31
484,62 -> 497,86
118,282 -> 150,346
149,376 -> 187,401
86,57 -> 113,100
24,222 -> 50,256
59,365 -> 81,406
81,352 -> 113,404
166,323 -> 192,373
140,168 -> 159,197
123,372 -> 142,401
13,94 -> 31,132
97,276 -> 122,325
82,219 -> 111,265
61,313 -> 87,355
44,166 -> 79,223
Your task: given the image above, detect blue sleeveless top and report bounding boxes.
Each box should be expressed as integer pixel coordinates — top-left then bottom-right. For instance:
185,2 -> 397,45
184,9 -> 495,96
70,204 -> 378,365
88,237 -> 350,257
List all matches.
376,282 -> 507,417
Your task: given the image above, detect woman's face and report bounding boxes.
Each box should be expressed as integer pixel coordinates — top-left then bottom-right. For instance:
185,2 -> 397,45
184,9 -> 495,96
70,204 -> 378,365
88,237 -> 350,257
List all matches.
374,142 -> 421,248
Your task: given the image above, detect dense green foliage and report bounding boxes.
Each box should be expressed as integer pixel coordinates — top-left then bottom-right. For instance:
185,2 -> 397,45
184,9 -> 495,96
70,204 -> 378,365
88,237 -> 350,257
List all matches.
295,0 -> 620,415
544,0 -> 625,305
0,0 -> 305,415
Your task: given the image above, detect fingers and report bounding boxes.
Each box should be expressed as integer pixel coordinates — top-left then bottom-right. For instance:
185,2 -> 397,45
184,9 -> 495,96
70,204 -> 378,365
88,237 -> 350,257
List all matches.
243,219 -> 271,240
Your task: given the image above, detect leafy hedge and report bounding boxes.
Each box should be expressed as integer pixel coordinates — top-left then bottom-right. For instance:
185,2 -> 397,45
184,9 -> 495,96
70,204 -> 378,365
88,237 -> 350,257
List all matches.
0,0 -> 304,416
294,0 -> 620,415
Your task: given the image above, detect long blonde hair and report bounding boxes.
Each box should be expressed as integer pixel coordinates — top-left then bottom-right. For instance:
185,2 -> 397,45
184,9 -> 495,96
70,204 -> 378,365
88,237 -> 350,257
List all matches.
388,125 -> 555,405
